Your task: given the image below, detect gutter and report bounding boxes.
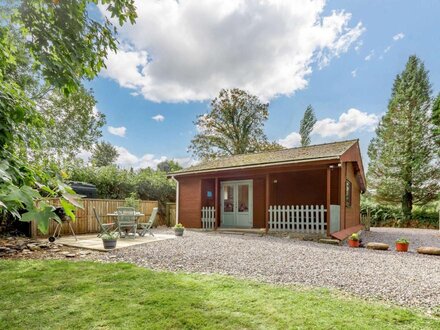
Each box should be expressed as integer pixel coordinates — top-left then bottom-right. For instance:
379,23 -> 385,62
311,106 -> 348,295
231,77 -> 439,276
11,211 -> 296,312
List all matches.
171,156 -> 340,177
170,176 -> 179,224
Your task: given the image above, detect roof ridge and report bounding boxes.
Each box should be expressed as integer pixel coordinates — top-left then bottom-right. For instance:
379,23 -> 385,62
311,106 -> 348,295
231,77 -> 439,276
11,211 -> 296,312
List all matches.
198,139 -> 358,163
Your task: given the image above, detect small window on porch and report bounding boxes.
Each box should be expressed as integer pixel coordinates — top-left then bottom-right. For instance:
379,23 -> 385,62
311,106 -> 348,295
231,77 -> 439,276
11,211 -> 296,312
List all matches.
345,179 -> 352,207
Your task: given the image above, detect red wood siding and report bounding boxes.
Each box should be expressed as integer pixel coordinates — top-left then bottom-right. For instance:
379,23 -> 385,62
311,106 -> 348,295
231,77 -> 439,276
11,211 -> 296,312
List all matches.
345,162 -> 361,228
178,177 -> 202,228
253,177 -> 266,228
175,159 -> 362,231
201,179 -> 215,207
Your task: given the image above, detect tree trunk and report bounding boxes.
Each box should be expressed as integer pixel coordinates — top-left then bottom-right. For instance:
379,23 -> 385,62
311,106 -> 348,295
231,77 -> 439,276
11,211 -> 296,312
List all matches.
402,190 -> 413,221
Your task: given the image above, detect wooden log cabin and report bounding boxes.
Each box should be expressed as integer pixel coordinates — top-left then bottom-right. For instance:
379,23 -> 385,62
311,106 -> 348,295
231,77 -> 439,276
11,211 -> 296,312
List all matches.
170,140 -> 366,237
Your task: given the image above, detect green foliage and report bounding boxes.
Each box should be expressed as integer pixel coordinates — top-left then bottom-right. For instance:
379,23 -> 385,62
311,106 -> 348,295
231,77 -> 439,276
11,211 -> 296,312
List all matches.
124,192 -> 140,210
36,86 -> 106,166
101,232 -> 119,240
348,233 -> 359,241
367,55 -> 440,220
174,223 -> 184,229
361,197 -> 438,228
396,238 -> 409,244
16,0 -> 137,95
157,160 -> 182,173
432,93 -> 440,152
299,105 -> 317,147
68,165 -> 176,214
91,141 -> 119,167
189,88 -> 283,160
0,0 -> 136,233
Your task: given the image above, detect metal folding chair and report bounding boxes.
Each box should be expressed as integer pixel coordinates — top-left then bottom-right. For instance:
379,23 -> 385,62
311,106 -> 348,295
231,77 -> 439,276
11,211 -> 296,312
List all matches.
93,208 -> 115,237
138,207 -> 158,237
116,207 -> 137,239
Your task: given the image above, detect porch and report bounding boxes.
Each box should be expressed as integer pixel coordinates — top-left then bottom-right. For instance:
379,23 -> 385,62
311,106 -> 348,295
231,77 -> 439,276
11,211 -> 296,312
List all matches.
198,165 -> 345,236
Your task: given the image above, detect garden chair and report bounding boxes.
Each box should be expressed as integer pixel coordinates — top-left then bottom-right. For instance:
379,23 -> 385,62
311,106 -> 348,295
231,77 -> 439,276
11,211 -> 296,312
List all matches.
116,207 -> 137,239
138,207 -> 158,237
93,208 -> 115,237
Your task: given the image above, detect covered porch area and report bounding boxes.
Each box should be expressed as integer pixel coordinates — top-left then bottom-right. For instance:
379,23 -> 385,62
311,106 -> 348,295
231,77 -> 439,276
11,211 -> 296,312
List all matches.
198,163 -> 344,237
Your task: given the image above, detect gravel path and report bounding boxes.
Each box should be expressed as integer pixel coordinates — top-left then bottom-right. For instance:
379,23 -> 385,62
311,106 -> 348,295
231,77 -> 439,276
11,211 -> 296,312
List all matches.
88,227 -> 440,311
361,227 -> 440,251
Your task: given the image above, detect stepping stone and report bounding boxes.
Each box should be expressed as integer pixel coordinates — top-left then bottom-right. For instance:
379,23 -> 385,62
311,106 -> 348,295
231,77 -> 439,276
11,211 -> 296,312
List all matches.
366,242 -> 389,250
319,239 -> 340,245
417,247 -> 440,256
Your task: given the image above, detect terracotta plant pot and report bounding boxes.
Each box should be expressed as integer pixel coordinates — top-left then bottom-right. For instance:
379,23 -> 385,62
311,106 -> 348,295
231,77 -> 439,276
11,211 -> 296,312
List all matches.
395,242 -> 409,252
348,239 -> 360,248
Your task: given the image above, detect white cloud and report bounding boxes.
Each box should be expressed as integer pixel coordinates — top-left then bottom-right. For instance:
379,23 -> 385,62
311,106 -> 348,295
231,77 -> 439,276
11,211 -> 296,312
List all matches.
364,50 -> 374,61
312,108 -> 379,138
393,32 -> 405,41
114,146 -> 196,169
108,126 -> 127,137
351,69 -> 357,77
99,0 -> 364,102
77,149 -> 92,163
173,157 -> 198,168
384,45 -> 392,53
354,40 -> 363,52
278,132 -> 301,148
152,114 -> 165,122
115,146 -> 167,169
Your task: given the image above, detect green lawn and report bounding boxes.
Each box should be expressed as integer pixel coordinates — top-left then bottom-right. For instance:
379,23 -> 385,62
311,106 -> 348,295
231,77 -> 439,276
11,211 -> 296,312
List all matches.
0,260 -> 438,330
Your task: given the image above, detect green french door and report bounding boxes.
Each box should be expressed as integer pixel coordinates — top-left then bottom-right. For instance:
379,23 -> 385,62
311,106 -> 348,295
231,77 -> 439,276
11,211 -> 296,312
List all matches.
220,180 -> 253,228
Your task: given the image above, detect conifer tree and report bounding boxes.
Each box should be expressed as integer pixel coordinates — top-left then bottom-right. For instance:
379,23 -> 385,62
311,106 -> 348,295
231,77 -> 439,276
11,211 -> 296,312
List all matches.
368,56 -> 440,220
299,105 -> 317,147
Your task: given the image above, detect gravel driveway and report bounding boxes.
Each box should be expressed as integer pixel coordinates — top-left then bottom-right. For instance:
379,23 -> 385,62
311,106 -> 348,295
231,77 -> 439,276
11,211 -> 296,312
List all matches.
91,227 -> 440,311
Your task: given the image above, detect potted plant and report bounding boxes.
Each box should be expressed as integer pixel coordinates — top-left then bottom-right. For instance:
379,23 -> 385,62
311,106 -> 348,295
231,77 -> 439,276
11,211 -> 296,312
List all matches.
395,238 -> 409,252
174,223 -> 185,236
348,233 -> 360,248
124,192 -> 140,211
101,232 -> 119,249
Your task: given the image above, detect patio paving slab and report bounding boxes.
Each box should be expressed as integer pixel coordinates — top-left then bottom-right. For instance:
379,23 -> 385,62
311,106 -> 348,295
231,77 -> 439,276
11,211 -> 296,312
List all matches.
39,233 -> 176,252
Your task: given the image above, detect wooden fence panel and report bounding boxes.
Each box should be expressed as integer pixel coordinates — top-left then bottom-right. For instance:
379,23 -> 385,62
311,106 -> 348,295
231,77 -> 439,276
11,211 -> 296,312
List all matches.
34,199 -> 159,237
201,206 -> 215,230
269,205 -> 327,235
166,203 -> 177,227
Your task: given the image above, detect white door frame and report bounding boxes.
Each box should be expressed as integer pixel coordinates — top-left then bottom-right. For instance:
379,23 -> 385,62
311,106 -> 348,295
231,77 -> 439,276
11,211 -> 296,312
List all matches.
220,180 -> 253,228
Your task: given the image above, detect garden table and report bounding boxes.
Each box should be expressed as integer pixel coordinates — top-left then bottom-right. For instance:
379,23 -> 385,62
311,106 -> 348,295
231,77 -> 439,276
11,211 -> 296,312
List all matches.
107,212 -> 145,238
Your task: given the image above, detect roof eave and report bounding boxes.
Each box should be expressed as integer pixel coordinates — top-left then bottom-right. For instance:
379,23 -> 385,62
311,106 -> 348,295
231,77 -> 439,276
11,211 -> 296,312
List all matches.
171,156 -> 341,177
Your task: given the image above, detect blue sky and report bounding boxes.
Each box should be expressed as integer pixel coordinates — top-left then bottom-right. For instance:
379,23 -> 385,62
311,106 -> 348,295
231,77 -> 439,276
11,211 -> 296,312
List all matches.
85,0 -> 440,169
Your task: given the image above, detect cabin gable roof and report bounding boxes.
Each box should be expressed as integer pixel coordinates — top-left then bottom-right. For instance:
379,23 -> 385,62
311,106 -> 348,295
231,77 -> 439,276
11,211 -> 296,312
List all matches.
172,140 -> 363,179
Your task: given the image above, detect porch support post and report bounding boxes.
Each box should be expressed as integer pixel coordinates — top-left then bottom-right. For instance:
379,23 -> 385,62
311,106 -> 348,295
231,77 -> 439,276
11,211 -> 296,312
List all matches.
265,173 -> 270,233
326,167 -> 331,237
214,177 -> 219,230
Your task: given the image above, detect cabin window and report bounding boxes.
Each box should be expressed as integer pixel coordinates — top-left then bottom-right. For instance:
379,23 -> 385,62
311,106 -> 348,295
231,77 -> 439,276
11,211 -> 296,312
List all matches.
345,179 -> 352,207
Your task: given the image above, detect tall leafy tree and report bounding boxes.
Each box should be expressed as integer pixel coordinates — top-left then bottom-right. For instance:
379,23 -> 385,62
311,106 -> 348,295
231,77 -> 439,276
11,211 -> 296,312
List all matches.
91,142 -> 119,167
299,105 -> 317,147
157,160 -> 182,173
368,55 -> 440,220
189,88 -> 283,160
432,93 -> 440,153
0,0 -> 136,232
34,86 -> 106,167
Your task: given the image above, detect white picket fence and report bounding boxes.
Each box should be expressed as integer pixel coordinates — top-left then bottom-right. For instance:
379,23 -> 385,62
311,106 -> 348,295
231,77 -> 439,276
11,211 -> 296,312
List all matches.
201,206 -> 216,230
269,205 -> 327,234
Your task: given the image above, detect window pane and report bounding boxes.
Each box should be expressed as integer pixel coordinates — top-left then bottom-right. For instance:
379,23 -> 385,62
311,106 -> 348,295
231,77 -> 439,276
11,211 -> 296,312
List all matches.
345,180 -> 352,207
238,185 -> 249,212
223,185 -> 234,212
